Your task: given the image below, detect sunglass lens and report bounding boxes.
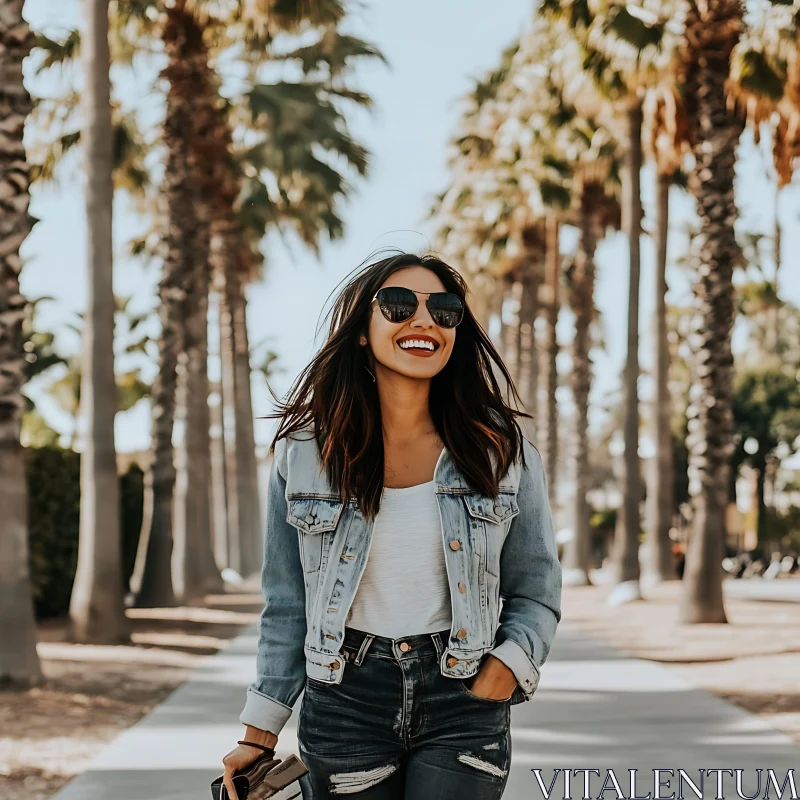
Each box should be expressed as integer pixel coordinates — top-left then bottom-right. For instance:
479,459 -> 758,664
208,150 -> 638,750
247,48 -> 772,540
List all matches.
376,287 -> 417,323
428,293 -> 464,328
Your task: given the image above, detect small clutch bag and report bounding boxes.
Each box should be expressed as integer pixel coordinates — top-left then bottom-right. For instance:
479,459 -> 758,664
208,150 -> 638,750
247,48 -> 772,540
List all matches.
210,747 -> 308,800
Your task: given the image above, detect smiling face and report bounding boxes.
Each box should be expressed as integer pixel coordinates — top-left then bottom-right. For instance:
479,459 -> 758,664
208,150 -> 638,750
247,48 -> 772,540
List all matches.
360,266 -> 456,380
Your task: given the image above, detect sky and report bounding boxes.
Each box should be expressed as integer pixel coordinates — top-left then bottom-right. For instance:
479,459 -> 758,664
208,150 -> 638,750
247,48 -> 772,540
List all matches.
19,0 -> 800,456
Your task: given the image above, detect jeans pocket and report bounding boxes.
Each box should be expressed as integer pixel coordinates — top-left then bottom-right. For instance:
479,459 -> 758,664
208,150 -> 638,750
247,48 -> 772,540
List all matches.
458,675 -> 513,705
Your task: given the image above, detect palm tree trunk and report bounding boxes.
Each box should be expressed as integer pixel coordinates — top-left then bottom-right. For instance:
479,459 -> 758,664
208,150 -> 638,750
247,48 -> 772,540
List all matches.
209,291 -> 229,572
488,277 -> 505,351
646,171 -> 677,583
502,276 -> 521,384
220,258 -> 262,577
172,26 -> 223,600
611,97 -> 643,594
173,252 -> 223,599
0,0 -> 42,685
133,3 -> 200,608
215,229 -> 243,575
679,0 -> 744,624
562,186 -> 600,586
543,213 -> 560,504
518,223 -> 545,441
69,0 -> 129,643
232,282 -> 263,574
517,275 -> 536,414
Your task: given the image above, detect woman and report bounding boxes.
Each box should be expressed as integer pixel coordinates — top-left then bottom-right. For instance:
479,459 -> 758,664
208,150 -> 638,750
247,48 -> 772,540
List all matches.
222,251 -> 562,799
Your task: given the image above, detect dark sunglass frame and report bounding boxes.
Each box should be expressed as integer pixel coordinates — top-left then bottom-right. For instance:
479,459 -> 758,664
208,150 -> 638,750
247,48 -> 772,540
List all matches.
370,286 -> 464,329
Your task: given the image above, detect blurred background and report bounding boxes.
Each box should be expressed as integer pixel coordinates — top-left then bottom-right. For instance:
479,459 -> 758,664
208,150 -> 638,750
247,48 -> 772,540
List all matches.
1,0 -> 799,798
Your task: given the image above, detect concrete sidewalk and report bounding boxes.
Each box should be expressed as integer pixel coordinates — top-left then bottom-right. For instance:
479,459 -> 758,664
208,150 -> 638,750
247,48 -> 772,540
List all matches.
53,621 -> 800,799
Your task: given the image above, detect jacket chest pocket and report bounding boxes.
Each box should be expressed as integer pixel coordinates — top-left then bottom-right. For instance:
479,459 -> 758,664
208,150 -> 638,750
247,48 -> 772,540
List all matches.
463,492 -> 520,578
287,497 -> 344,574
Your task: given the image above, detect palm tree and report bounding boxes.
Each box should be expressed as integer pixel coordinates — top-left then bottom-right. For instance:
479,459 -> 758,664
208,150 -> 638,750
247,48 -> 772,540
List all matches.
543,211 -> 561,503
133,2 -> 199,607
69,0 -> 130,643
563,169 -> 621,587
677,0 -> 746,624
642,86 -> 687,583
135,0 -> 377,599
168,7 -> 222,602
0,0 -> 44,687
543,0 -> 679,598
219,29 -> 382,576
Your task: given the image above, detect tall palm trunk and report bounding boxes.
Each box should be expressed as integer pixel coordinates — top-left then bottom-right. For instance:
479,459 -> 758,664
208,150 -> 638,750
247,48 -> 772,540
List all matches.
210,379 -> 230,569
488,276 -> 505,351
232,281 -> 263,572
678,0 -> 744,624
0,0 -> 43,686
172,18 -> 222,600
69,0 -> 129,643
647,171 -> 676,582
215,225 -> 244,574
502,276 -> 522,385
220,258 -> 262,577
173,247 -> 222,598
133,3 -> 200,607
209,289 -> 230,571
562,185 -> 600,586
517,223 -> 545,442
543,213 -> 560,504
611,97 -> 643,595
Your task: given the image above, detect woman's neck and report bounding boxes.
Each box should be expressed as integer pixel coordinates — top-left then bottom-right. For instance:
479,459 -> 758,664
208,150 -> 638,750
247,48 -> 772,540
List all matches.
375,369 -> 434,443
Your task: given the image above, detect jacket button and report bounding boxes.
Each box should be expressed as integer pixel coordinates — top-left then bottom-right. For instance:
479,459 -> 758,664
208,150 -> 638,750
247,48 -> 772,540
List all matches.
305,514 -> 315,524
493,504 -> 504,515
446,656 -> 458,667
448,540 -> 461,551
458,582 -> 466,593
330,661 -> 341,670
399,642 -> 411,652
456,628 -> 467,639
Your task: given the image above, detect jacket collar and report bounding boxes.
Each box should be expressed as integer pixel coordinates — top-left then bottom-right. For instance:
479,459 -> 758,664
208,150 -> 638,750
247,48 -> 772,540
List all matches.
284,426 -> 520,499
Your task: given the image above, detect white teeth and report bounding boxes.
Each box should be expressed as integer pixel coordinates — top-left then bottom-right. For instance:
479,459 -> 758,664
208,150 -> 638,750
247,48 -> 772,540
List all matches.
399,339 -> 435,351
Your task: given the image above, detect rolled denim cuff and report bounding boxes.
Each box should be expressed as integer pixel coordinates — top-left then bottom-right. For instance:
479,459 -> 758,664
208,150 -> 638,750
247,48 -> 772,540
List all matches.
488,637 -> 542,699
239,686 -> 294,736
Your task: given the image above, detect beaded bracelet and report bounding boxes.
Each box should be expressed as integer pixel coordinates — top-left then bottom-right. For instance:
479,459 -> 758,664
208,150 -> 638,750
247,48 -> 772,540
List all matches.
238,740 -> 275,754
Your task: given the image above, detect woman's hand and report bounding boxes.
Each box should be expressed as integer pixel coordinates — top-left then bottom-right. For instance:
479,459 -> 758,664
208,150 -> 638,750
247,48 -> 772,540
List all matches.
222,727 -> 278,800
468,655 -> 518,701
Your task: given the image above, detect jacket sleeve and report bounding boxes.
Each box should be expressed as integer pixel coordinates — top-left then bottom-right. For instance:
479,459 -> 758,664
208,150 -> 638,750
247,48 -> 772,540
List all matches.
487,437 -> 562,702
239,436 -> 308,736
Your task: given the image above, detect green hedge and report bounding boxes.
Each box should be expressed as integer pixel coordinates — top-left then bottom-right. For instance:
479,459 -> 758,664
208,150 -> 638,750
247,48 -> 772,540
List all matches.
26,445 -> 144,619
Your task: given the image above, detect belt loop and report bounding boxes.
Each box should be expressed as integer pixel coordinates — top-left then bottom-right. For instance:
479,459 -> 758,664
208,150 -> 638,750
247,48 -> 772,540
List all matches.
353,633 -> 375,666
431,632 -> 443,660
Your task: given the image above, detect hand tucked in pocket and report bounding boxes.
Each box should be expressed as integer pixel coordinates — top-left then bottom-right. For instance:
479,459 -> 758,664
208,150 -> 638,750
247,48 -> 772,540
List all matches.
468,655 -> 518,701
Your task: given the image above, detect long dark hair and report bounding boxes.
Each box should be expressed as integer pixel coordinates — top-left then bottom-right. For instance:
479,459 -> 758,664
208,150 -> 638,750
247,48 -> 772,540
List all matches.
262,249 -> 531,519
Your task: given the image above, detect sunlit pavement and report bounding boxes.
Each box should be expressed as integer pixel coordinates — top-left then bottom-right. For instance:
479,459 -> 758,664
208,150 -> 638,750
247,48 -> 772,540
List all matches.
51,619 -> 800,800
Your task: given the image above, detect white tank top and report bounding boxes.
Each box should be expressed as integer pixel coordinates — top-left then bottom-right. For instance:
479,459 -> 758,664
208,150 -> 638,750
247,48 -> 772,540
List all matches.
345,479 -> 453,639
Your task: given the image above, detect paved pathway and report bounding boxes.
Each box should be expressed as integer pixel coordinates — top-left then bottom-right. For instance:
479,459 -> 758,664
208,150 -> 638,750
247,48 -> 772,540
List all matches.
53,621 -> 800,799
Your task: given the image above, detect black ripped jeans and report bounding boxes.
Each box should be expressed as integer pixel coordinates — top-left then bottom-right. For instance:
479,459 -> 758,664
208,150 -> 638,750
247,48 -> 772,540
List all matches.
297,626 -> 512,799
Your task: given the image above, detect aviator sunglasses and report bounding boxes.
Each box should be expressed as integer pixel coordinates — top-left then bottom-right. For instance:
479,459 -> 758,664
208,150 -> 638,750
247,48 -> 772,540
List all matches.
371,286 -> 465,329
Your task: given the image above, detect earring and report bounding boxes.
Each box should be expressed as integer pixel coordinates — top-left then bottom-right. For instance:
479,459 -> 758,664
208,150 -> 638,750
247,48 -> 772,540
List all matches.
364,365 -> 376,383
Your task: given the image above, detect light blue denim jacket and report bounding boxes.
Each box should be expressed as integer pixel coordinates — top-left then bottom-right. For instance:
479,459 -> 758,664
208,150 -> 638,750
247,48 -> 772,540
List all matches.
240,426 -> 562,736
